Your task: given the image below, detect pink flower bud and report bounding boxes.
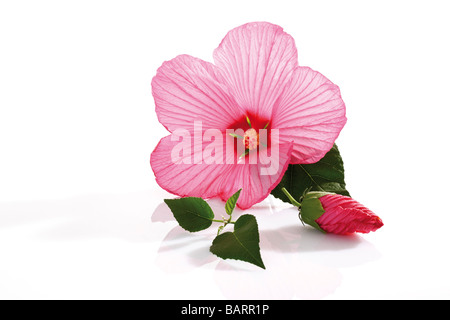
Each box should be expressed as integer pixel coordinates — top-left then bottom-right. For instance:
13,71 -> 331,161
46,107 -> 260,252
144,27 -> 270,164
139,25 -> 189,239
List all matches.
301,192 -> 383,235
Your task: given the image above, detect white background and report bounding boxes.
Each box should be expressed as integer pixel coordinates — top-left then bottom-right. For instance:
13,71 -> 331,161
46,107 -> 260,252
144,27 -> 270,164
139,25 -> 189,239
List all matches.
1,0 -> 449,299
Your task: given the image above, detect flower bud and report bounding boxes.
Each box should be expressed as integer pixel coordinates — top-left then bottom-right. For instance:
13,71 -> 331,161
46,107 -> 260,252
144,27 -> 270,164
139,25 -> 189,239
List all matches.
300,192 -> 383,235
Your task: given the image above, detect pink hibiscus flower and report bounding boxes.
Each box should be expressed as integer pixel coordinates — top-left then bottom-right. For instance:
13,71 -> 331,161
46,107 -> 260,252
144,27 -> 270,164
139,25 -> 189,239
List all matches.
151,22 -> 347,209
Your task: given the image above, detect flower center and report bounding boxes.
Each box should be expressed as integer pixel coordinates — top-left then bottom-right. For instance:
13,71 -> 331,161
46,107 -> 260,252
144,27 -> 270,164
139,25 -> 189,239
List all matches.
227,113 -> 271,158
243,128 -> 259,151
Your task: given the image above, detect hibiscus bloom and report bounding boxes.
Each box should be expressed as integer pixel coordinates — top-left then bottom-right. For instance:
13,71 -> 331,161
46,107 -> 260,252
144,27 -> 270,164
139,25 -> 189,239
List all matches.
151,22 -> 347,209
300,192 -> 384,235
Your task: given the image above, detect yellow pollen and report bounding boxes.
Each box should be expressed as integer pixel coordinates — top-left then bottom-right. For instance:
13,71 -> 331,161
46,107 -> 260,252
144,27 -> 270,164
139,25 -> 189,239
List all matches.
243,128 -> 259,151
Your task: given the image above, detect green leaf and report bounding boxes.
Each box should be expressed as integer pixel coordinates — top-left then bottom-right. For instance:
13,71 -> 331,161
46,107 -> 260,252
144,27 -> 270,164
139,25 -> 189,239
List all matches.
225,189 -> 242,216
164,197 -> 215,232
271,144 -> 350,205
210,214 -> 265,269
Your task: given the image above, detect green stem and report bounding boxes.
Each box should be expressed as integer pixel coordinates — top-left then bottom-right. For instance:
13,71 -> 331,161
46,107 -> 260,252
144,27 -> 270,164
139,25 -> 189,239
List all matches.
212,219 -> 235,224
281,187 -> 302,208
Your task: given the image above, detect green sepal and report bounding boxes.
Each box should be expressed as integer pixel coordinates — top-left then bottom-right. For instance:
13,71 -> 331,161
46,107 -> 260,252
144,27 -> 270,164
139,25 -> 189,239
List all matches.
300,192 -> 332,233
229,133 -> 244,139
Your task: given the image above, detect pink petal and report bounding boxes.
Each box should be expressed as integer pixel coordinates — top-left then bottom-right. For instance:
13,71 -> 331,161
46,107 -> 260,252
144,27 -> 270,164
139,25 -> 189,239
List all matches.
152,54 -> 243,133
150,134 -> 293,210
273,66 -> 347,164
220,141 -> 293,210
317,194 -> 384,235
150,135 -> 230,199
213,22 -> 298,120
